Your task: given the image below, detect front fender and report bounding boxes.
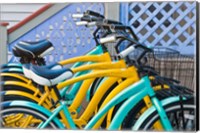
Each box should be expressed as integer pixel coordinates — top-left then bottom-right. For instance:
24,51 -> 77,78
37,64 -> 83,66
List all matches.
132,96 -> 185,130
1,100 -> 64,129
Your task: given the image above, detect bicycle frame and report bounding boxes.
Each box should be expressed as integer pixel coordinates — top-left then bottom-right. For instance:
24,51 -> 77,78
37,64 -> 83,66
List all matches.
1,59 -> 170,129
20,76 -> 176,130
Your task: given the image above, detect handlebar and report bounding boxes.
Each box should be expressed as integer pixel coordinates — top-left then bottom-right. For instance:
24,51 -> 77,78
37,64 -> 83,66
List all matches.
99,33 -> 153,65
72,14 -> 84,18
75,21 -> 88,26
85,10 -> 105,19
99,35 -> 116,44
80,16 -> 102,22
118,45 -> 135,58
110,24 -> 129,30
73,10 -> 138,51
87,21 -> 97,27
111,25 -> 138,41
103,19 -> 122,25
99,34 -> 138,45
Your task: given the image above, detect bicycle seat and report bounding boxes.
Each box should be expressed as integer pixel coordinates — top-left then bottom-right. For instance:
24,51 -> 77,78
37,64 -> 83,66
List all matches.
30,65 -> 73,86
22,64 -> 32,79
13,39 -> 54,58
13,40 -> 47,57
22,63 -> 63,79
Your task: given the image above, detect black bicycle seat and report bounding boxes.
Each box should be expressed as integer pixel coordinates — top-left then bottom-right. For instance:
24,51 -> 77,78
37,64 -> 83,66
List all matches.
13,39 -> 54,58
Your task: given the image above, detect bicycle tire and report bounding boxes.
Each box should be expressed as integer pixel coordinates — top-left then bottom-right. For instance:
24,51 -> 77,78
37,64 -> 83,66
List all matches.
127,97 -> 195,131
1,83 -> 35,95
0,105 -> 57,129
122,85 -> 194,129
1,76 -> 26,83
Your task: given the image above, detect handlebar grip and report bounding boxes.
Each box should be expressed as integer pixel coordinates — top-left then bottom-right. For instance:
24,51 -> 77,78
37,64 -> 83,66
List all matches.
72,14 -> 84,18
111,25 -> 128,30
87,21 -> 97,27
76,21 -> 88,26
104,19 -> 122,25
86,10 -> 104,18
81,16 -> 92,22
118,46 -> 135,58
99,35 -> 116,44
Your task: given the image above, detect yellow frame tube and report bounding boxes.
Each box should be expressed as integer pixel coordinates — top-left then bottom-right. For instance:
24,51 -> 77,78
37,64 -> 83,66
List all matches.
4,81 -> 42,96
57,67 -> 136,90
72,60 -> 127,73
75,77 -> 120,125
69,78 -> 96,117
93,77 -> 139,129
59,53 -> 111,66
5,91 -> 49,109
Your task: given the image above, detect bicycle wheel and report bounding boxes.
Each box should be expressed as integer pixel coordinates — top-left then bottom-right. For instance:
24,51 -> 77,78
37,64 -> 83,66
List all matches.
127,97 -> 195,131
1,74 -> 27,82
1,68 -> 23,74
122,85 -> 194,130
0,104 -> 57,129
1,83 -> 35,95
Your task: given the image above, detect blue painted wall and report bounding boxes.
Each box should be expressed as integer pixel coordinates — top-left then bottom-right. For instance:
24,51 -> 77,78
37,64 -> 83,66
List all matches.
9,3 -> 104,63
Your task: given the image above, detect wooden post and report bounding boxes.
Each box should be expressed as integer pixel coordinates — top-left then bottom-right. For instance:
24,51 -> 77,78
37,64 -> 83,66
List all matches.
0,23 -> 9,65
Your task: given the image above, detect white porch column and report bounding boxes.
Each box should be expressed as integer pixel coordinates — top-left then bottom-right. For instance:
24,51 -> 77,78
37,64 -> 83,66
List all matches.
104,2 -> 120,21
0,23 -> 8,65
104,3 -> 120,55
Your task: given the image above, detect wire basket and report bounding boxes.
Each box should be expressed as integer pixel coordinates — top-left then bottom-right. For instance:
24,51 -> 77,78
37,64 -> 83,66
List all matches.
146,47 -> 195,90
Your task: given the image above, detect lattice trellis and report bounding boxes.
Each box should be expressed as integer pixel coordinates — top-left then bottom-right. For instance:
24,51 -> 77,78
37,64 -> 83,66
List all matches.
8,3 -> 104,63
120,2 -> 196,55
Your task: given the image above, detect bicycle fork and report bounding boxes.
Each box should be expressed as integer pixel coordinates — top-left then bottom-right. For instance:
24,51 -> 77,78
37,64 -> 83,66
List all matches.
143,76 -> 173,131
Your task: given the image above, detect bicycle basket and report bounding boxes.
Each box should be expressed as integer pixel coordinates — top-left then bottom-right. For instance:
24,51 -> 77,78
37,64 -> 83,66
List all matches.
146,47 -> 195,90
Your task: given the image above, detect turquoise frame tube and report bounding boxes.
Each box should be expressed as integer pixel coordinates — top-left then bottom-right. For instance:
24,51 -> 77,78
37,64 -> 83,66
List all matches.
132,96 -> 185,130
60,45 -> 104,98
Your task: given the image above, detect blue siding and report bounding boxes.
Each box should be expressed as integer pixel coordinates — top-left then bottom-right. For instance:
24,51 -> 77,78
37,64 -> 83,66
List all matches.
9,3 -> 104,63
